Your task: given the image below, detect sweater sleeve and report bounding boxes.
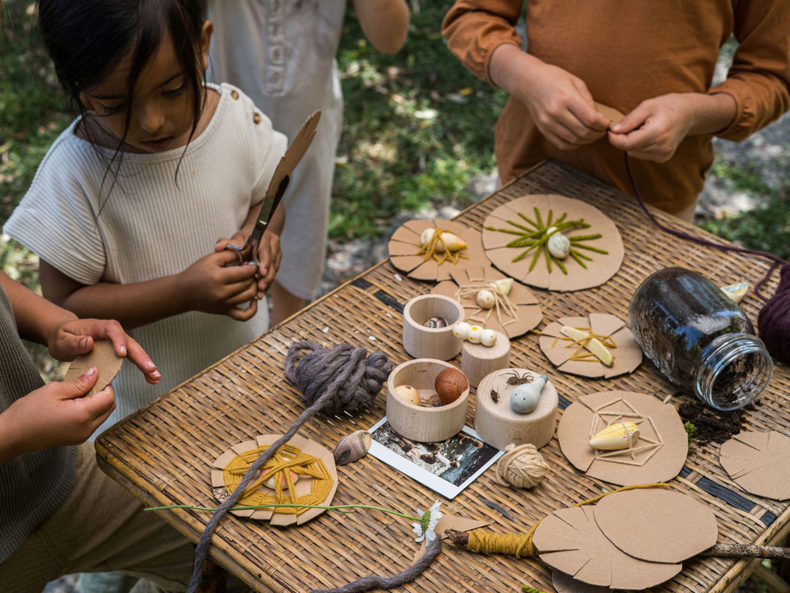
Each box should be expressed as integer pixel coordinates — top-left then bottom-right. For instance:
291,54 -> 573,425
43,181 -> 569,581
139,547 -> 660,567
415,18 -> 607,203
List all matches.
3,135 -> 106,286
712,0 -> 790,141
441,0 -> 525,86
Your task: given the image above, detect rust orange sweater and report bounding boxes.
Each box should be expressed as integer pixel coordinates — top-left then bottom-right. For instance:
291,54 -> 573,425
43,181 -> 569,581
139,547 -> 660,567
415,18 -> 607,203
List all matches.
443,0 -> 790,214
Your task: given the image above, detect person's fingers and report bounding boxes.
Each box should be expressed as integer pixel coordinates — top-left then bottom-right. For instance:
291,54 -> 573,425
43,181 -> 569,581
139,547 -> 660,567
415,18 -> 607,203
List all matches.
225,282 -> 260,306
80,386 -> 116,427
227,299 -> 258,321
123,336 -> 161,384
64,367 -> 100,399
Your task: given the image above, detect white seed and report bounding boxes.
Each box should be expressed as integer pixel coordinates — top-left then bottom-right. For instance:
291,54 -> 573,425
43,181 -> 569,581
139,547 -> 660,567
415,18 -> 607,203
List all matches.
476,289 -> 496,309
480,329 -> 498,347
453,321 -> 472,340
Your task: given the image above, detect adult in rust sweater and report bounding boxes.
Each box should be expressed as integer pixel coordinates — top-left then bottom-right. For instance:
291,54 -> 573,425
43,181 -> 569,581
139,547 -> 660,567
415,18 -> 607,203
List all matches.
442,0 -> 790,219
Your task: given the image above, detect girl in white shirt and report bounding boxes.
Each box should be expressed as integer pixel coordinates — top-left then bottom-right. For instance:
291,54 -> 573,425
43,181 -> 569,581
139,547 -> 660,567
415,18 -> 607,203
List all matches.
5,0 -> 288,430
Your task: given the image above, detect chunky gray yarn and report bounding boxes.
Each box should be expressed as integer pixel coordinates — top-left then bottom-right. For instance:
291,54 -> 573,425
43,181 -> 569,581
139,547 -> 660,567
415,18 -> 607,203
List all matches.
311,537 -> 443,593
187,342 -> 392,593
285,341 -> 393,415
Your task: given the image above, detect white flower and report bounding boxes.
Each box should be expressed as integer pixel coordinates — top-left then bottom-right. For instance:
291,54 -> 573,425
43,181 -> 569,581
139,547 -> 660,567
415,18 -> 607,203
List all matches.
412,500 -> 442,542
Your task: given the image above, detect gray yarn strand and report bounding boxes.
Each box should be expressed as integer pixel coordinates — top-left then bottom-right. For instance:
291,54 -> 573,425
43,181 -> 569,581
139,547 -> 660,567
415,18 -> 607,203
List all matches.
187,342 -> 392,593
310,537 -> 443,593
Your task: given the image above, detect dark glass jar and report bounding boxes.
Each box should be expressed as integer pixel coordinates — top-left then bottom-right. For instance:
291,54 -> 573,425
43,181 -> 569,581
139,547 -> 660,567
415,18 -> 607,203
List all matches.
629,267 -> 773,411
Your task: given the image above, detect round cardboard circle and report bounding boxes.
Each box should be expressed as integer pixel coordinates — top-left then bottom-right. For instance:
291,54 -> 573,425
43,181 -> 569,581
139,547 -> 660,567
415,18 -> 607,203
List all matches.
557,391 -> 687,486
719,430 -> 790,501
211,434 -> 337,526
431,263 -> 542,339
539,313 -> 642,378
533,505 -> 681,590
553,570 -> 612,593
388,218 -> 485,282
481,194 -> 624,291
594,488 -> 718,563
64,339 -> 123,397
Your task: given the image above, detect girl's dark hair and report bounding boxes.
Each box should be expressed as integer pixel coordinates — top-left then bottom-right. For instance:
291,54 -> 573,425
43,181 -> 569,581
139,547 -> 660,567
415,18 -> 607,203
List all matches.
37,0 -> 208,188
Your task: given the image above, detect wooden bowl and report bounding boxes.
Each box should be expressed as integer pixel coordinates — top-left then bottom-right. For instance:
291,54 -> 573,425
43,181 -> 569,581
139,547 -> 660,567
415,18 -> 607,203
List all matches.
386,359 -> 470,442
402,294 -> 464,361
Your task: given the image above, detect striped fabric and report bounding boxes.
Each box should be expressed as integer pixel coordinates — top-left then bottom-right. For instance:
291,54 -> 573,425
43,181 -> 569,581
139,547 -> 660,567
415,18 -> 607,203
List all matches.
4,83 -> 287,434
0,285 -> 76,563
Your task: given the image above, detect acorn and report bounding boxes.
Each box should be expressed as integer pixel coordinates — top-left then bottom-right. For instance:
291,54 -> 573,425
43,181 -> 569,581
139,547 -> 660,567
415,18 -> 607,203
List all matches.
434,367 -> 469,405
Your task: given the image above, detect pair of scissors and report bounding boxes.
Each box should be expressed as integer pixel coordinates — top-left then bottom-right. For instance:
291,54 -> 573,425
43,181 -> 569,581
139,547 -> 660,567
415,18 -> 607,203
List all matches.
226,110 -> 322,266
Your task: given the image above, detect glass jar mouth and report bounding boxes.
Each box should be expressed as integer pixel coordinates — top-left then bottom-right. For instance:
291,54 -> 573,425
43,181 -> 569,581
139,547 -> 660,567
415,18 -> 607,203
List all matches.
695,333 -> 774,411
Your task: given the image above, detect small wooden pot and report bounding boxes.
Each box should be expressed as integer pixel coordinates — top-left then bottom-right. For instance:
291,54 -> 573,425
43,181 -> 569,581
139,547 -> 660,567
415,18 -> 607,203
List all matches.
461,330 -> 510,387
402,294 -> 464,361
386,359 -> 470,442
474,368 -> 558,449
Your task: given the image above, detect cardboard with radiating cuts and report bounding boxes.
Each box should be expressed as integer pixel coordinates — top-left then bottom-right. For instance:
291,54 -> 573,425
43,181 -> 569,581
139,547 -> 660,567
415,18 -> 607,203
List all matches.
533,505 -> 681,590
593,488 -> 718,564
431,263 -> 543,339
481,194 -> 624,291
719,430 -> 790,501
388,219 -> 485,282
539,313 -> 642,378
557,391 -> 687,486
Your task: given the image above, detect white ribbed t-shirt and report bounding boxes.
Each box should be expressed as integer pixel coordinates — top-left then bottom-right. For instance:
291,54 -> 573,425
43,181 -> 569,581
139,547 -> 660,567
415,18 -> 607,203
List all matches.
5,83 -> 287,434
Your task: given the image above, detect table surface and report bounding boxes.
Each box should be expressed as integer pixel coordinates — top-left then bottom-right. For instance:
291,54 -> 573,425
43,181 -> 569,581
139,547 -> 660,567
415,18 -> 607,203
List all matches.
96,160 -> 790,593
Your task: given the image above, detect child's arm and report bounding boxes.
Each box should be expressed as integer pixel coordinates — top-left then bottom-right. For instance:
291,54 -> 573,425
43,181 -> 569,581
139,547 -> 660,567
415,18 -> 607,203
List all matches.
352,0 -> 410,54
489,44 -> 610,150
0,270 -> 162,462
0,271 -> 160,381
39,248 -> 260,330
607,93 -> 737,163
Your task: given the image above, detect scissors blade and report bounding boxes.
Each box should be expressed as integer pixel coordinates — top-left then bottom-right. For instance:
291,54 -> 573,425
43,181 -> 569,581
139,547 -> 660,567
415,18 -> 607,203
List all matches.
247,110 -> 322,247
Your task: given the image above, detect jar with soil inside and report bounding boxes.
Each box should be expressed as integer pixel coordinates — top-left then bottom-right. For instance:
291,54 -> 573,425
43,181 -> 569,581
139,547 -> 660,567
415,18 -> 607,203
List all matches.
629,267 -> 773,411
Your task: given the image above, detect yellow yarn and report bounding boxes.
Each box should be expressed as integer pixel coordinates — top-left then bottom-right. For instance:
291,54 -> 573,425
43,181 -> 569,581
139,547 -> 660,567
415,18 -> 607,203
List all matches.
464,483 -> 669,556
223,443 -> 333,516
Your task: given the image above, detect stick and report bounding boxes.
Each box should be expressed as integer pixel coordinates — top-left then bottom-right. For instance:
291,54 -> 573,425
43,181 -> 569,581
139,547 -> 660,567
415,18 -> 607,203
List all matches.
445,531 -> 790,560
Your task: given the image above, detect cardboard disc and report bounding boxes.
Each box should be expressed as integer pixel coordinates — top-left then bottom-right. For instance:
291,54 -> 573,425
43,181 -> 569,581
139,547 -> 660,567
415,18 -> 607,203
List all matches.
211,434 -> 337,525
539,313 -> 641,378
388,219 -> 485,282
533,505 -> 681,590
64,339 -> 123,396
557,391 -> 687,486
482,194 -> 624,291
720,431 -> 790,501
594,488 -> 718,563
553,570 -> 612,593
594,102 -> 626,127
431,263 -> 543,339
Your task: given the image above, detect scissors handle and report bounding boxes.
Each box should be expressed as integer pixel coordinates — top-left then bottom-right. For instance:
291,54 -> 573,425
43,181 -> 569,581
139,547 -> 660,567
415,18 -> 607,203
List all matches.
225,175 -> 291,266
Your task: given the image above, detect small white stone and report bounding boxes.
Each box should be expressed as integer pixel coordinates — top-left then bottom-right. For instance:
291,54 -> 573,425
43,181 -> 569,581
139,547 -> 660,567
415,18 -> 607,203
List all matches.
547,232 -> 571,259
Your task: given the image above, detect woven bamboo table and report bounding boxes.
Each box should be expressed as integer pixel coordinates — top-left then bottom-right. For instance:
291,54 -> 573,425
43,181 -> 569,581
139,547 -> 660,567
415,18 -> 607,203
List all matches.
96,160 -> 789,593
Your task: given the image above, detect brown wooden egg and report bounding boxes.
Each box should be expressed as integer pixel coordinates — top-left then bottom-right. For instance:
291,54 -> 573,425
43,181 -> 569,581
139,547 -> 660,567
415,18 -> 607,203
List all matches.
434,367 -> 469,405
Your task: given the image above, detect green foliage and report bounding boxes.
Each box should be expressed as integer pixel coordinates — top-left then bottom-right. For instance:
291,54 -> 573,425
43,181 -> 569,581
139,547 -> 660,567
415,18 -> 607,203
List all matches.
332,2 -> 506,239
698,156 -> 790,260
684,421 -> 697,454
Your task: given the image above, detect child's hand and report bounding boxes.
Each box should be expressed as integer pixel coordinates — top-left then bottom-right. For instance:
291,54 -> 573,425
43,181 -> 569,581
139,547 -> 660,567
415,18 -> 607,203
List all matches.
0,368 -> 114,460
608,93 -> 696,162
46,318 -> 161,385
490,46 -> 608,149
178,250 -> 260,320
255,229 -> 282,297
